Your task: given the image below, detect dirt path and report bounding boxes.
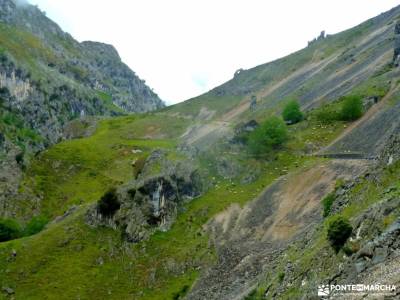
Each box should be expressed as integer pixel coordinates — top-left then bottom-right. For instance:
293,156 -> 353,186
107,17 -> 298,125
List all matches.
182,24 -> 393,148
182,55 -> 339,147
304,49 -> 393,110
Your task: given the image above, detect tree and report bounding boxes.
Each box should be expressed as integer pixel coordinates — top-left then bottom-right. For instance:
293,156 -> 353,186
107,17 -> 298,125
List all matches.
0,219 -> 21,242
340,95 -> 363,121
282,100 -> 303,124
327,215 -> 352,252
97,188 -> 120,217
248,116 -> 288,156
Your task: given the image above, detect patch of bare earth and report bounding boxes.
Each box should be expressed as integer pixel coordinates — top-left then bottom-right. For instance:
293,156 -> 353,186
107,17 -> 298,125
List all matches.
188,159 -> 369,300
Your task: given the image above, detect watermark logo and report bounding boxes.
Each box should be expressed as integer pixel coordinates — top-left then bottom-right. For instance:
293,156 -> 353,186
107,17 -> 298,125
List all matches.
317,284 -> 396,298
318,285 -> 330,297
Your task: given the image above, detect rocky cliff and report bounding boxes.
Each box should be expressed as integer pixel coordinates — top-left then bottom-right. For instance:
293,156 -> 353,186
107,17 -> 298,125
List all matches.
0,0 -> 164,218
0,0 -> 163,146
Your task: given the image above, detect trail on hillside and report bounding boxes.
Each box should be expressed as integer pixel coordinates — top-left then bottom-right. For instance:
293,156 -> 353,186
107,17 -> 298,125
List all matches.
305,49 -> 393,109
181,56 -> 339,147
182,23 -> 393,149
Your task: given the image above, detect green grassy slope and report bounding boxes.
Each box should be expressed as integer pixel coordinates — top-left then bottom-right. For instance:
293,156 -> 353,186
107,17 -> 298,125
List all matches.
15,113 -> 190,219
0,102 -> 353,299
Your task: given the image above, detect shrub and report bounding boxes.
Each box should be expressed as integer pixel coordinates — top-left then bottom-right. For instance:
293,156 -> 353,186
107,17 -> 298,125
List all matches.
97,188 -> 120,217
0,86 -> 10,98
342,241 -> 360,256
172,285 -> 189,300
23,215 -> 48,236
0,219 -> 22,242
322,193 -> 335,217
327,216 -> 352,252
248,116 -> 288,156
315,106 -> 340,124
278,272 -> 285,282
282,100 -> 303,124
340,95 -> 363,121
15,152 -> 24,167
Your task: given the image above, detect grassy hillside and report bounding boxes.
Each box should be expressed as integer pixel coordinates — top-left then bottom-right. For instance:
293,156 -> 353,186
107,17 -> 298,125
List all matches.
0,101 -> 353,299
1,3 -> 400,300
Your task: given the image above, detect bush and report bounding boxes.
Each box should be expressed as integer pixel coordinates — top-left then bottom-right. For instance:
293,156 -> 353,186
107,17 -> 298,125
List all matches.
15,152 -> 24,165
315,106 -> 340,124
327,216 -> 352,252
282,100 -> 303,124
278,272 -> 285,282
340,95 -> 363,121
0,219 -> 22,242
172,285 -> 189,300
322,193 -> 335,217
248,116 -> 288,156
23,216 -> 48,236
97,188 -> 120,217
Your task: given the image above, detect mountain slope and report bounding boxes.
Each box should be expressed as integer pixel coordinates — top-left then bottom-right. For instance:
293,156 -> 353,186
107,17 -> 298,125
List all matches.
0,0 -> 164,220
2,4 -> 400,300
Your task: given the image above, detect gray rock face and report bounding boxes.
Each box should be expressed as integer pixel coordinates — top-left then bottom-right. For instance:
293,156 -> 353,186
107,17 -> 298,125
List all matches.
394,21 -> 400,66
0,0 -> 164,145
86,150 -> 203,242
379,134 -> 400,166
79,41 -> 163,113
0,0 -> 164,216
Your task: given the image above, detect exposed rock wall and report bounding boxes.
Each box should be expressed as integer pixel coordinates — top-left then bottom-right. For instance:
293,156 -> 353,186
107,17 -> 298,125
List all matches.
86,150 -> 203,242
394,20 -> 400,66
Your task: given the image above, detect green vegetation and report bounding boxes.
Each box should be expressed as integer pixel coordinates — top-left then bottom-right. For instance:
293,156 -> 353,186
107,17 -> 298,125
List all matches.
314,103 -> 341,124
97,188 -> 120,217
0,81 -> 356,299
172,285 -> 190,300
0,105 -> 43,151
248,116 -> 288,156
0,23 -> 55,73
0,219 -> 21,242
0,155 -> 316,299
0,101 -> 347,299
311,95 -> 364,125
327,215 -> 353,252
96,91 -> 125,114
19,113 -> 188,219
322,193 -> 335,217
0,6 -> 394,298
23,216 -> 49,236
0,216 -> 49,242
165,93 -> 242,119
282,100 -> 303,124
340,95 -> 363,121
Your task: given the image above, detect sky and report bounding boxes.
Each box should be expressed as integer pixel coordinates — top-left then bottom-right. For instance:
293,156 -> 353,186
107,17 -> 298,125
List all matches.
27,0 -> 400,105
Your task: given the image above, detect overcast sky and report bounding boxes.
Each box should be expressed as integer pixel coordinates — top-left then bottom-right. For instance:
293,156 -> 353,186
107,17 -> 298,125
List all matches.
27,0 -> 400,105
